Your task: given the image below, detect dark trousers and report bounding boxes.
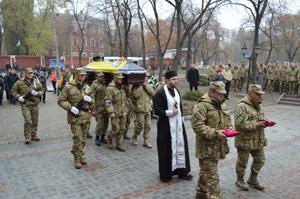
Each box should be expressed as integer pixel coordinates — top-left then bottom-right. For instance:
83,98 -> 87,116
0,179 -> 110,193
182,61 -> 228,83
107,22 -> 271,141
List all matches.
40,90 -> 46,103
0,88 -> 3,104
225,81 -> 231,99
189,83 -> 198,91
51,81 -> 56,93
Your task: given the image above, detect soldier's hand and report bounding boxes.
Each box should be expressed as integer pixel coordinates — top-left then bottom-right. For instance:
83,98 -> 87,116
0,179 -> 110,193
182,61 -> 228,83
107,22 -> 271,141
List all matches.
217,130 -> 227,140
31,90 -> 38,96
258,121 -> 267,128
70,106 -> 79,115
110,113 -> 117,119
18,96 -> 25,103
172,105 -> 178,116
83,95 -> 92,102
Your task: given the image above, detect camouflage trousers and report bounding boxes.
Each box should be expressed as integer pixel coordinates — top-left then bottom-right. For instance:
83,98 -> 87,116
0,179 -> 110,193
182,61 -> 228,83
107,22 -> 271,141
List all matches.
70,122 -> 90,158
232,79 -> 239,92
267,79 -> 275,92
95,109 -> 109,136
124,110 -> 133,137
236,148 -> 265,177
21,105 -> 39,139
133,112 -> 151,140
279,80 -> 286,93
239,77 -> 245,91
108,116 -> 127,146
288,81 -> 296,95
197,159 -> 223,199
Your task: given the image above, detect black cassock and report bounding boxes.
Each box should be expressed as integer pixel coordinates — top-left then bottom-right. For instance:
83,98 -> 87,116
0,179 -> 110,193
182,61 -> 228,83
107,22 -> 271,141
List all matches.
152,87 -> 191,182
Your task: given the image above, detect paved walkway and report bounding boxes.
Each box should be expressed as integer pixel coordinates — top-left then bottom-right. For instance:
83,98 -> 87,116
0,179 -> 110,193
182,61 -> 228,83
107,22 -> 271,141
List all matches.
0,92 -> 299,199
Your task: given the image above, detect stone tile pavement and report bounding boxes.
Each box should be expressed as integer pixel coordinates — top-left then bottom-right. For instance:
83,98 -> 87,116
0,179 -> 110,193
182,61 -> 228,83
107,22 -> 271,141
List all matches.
0,92 -> 300,199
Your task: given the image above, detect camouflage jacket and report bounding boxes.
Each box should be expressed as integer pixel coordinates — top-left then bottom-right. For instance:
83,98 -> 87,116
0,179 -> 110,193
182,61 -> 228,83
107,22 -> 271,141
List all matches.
57,80 -> 95,124
234,97 -> 267,150
191,94 -> 231,160
232,68 -> 239,79
91,80 -> 107,112
239,67 -> 247,78
12,78 -> 43,106
266,67 -> 275,80
105,81 -> 128,117
131,84 -> 155,113
287,68 -> 298,82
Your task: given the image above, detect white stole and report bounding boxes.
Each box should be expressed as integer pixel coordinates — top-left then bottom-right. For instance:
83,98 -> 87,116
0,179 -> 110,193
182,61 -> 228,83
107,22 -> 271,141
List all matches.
163,85 -> 186,171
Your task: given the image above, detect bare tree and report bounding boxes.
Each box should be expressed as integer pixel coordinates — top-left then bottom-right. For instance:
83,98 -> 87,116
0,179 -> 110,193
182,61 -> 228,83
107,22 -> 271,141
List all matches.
141,0 -> 176,77
68,0 -> 92,67
230,0 -> 269,86
137,0 -> 146,68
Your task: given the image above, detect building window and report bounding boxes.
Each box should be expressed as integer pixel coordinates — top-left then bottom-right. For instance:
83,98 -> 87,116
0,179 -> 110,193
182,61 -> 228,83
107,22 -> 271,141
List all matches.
90,38 -> 96,48
82,52 -> 87,57
99,40 -> 104,48
83,37 -> 88,47
90,52 -> 94,57
72,52 -> 78,57
91,25 -> 95,32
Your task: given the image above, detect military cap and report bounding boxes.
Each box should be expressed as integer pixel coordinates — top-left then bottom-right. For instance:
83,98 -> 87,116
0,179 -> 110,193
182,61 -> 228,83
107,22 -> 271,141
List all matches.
113,72 -> 124,78
75,68 -> 87,75
210,81 -> 227,94
96,71 -> 104,76
249,84 -> 265,94
24,68 -> 33,73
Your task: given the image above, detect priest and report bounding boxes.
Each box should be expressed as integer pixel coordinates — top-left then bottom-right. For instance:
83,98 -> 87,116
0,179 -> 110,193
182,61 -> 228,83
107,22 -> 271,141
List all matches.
153,70 -> 192,182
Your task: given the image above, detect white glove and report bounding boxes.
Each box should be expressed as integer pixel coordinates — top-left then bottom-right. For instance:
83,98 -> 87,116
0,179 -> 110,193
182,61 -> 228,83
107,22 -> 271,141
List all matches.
70,106 -> 79,115
83,95 -> 92,102
18,96 -> 25,103
31,90 -> 38,96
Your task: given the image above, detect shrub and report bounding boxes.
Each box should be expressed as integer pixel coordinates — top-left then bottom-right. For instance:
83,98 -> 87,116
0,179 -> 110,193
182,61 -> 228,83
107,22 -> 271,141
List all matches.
199,75 -> 209,86
183,91 -> 203,101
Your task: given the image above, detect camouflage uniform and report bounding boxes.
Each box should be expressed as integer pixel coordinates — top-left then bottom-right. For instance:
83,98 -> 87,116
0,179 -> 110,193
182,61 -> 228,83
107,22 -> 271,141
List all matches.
57,78 -> 95,167
124,85 -> 133,139
239,65 -> 247,91
12,70 -> 43,143
232,66 -> 239,92
131,84 -> 155,147
287,67 -> 298,95
234,92 -> 266,190
192,82 -> 231,199
105,80 -> 128,151
266,66 -> 275,92
278,66 -> 287,93
91,79 -> 109,141
207,66 -> 216,82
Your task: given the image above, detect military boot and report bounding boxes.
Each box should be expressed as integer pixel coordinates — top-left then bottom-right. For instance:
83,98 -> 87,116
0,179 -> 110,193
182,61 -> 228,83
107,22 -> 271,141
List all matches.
124,133 -> 130,140
74,157 -> 82,169
107,136 -> 113,150
100,134 -> 107,144
143,139 -> 153,149
247,173 -> 265,191
235,175 -> 249,191
25,138 -> 31,145
80,156 -> 87,165
31,133 -> 40,141
116,143 -> 126,152
195,190 -> 210,199
95,135 -> 101,146
132,135 -> 138,146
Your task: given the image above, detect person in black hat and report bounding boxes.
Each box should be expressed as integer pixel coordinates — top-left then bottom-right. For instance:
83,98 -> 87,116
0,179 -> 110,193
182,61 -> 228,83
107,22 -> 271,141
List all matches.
152,70 -> 192,183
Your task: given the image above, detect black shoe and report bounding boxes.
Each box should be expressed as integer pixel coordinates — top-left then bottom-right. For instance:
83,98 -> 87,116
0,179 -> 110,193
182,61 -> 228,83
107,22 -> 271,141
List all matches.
179,174 -> 193,181
160,178 -> 172,183
87,133 -> 93,139
95,135 -> 101,146
101,134 -> 107,144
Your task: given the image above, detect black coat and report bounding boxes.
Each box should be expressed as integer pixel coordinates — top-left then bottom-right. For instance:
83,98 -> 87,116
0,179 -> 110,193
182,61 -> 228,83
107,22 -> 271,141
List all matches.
153,87 -> 191,181
187,68 -> 199,85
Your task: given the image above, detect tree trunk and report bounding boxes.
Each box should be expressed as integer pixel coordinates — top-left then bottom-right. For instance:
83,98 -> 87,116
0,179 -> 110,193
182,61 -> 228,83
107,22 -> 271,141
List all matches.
173,5 -> 182,72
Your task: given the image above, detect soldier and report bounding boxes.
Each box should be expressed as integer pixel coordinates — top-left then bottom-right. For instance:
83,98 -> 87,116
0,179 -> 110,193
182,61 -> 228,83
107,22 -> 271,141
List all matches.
266,64 -> 275,92
232,65 -> 240,92
207,64 -> 217,82
124,84 -> 132,140
105,72 -> 128,152
12,68 -> 43,144
278,64 -> 288,94
57,68 -> 95,169
192,81 -> 231,199
234,84 -> 268,191
287,64 -> 298,96
239,64 -> 247,91
131,73 -> 155,148
91,72 -> 109,146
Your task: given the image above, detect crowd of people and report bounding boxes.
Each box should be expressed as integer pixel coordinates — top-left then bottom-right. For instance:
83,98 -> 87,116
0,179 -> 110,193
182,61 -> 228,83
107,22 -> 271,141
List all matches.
1,61 -> 287,199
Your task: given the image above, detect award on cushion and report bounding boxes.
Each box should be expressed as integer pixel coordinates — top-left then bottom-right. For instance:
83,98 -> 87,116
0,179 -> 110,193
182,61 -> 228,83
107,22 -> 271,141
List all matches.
223,129 -> 240,137
262,120 -> 276,127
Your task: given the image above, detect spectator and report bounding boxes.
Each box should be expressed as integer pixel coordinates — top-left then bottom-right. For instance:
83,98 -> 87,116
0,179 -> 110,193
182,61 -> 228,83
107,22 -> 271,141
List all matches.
38,71 -> 47,103
256,69 -> 266,88
4,68 -> 19,104
50,69 -> 57,94
5,62 -> 11,71
222,65 -> 233,99
187,64 -> 200,91
0,74 -> 4,105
